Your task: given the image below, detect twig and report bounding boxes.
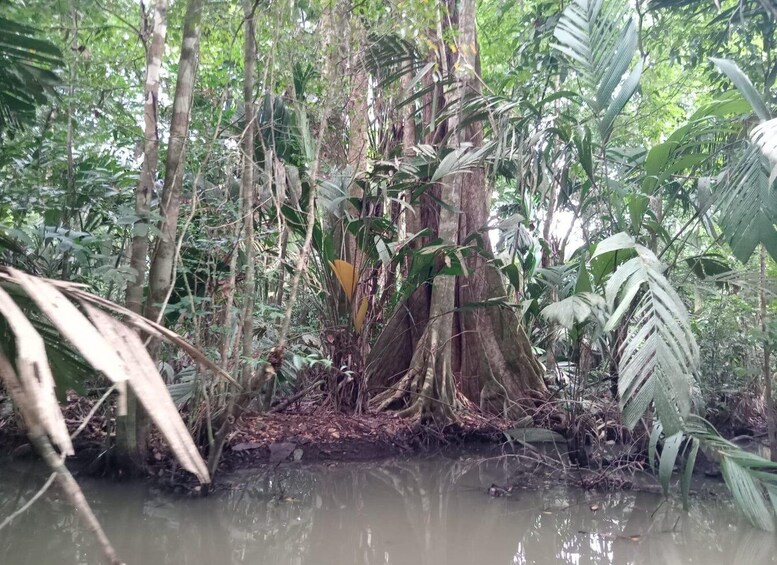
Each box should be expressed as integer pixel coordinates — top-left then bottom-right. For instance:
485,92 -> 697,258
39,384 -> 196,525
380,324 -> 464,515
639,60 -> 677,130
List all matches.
0,461 -> 60,531
270,380 -> 324,413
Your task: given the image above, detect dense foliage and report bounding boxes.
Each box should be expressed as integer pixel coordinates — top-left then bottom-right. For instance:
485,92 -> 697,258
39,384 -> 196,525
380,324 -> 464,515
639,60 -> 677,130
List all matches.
2,0 -> 777,543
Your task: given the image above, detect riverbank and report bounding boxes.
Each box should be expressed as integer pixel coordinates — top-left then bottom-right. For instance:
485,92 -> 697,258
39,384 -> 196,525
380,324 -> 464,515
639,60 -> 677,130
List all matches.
0,393 -> 765,496
219,403 -> 510,470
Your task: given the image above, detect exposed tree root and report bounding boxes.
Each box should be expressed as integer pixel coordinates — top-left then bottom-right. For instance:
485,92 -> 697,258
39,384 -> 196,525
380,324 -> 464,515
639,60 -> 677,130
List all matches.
371,318 -> 460,425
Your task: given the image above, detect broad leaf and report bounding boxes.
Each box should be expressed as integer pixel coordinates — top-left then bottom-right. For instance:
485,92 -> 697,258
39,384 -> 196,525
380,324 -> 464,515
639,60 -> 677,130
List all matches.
541,292 -> 606,329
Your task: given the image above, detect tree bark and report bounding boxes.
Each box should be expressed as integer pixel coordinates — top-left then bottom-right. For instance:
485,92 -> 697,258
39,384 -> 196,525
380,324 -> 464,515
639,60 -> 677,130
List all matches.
127,0 -> 168,315
116,0 -> 169,474
145,0 -> 204,332
369,0 -> 546,422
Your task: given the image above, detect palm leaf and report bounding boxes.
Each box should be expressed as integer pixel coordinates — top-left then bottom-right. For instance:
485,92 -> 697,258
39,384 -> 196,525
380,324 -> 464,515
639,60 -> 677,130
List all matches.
604,240 -> 698,434
553,0 -> 641,139
716,144 -> 777,262
684,416 -> 777,531
540,292 -> 606,329
0,266 -> 212,483
710,58 -> 772,122
752,118 -> 777,184
0,16 -> 62,134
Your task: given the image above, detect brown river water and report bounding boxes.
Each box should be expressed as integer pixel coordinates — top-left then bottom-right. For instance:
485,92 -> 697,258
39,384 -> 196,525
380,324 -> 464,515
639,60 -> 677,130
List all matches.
1,453 -> 776,565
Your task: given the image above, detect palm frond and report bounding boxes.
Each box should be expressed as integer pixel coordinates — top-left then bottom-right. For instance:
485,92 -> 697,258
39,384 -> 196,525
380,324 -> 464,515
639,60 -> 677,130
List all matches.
716,144 -> 777,262
364,33 -> 422,88
0,267 -> 213,483
602,236 -> 698,434
751,118 -> 777,184
0,16 -> 62,134
540,292 -> 606,330
711,58 -> 772,122
673,416 -> 777,531
553,0 -> 642,139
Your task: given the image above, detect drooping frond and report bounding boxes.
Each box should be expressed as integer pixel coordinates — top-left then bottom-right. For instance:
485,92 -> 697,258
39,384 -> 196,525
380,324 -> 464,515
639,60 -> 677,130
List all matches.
655,416 -> 777,531
752,117 -> 777,183
711,57 -> 772,122
0,16 -> 62,134
601,234 -> 698,434
552,0 -> 643,139
0,267 -> 220,484
716,144 -> 777,262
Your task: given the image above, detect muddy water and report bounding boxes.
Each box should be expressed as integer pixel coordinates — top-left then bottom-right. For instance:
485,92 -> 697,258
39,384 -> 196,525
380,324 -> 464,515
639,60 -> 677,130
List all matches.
1,454 -> 776,565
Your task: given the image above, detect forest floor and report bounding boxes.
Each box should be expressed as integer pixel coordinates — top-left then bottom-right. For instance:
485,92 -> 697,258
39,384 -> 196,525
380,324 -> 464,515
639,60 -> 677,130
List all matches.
0,393 -> 513,481
220,401 -> 510,470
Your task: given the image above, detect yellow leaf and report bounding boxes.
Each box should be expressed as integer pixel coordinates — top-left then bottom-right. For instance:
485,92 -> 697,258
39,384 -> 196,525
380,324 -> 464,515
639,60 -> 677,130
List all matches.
329,259 -> 357,302
354,297 -> 368,334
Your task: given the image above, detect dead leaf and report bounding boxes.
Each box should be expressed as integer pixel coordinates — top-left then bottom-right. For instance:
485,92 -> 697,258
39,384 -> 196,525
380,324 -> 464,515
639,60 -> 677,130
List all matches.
329,259 -> 357,302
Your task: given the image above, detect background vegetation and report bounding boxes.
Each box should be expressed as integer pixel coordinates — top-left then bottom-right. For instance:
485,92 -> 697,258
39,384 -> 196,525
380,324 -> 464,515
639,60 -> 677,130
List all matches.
2,0 -> 777,552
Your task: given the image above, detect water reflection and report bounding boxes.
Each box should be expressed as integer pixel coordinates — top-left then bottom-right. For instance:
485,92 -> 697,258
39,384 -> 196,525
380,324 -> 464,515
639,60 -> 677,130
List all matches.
1,454 -> 775,564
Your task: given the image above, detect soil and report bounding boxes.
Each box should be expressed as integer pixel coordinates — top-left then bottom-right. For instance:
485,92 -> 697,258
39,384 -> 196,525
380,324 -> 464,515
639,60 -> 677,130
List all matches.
219,402 -> 511,470
0,394 -> 514,483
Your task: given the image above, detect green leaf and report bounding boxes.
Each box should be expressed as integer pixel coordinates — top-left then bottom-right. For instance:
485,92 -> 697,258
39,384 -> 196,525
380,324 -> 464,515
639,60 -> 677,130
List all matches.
0,16 -> 63,133
658,432 -> 684,495
716,144 -> 777,263
604,250 -> 698,430
553,0 -> 640,138
681,437 -> 699,510
574,261 -> 593,293
540,292 -> 606,329
710,58 -> 771,123
648,422 -> 663,472
600,59 -> 643,140
591,232 -> 636,259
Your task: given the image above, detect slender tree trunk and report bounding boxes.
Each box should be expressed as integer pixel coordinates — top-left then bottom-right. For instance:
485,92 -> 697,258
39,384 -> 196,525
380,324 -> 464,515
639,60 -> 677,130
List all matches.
760,245 -> 777,461
239,0 -> 256,397
59,0 -> 79,280
116,0 -> 169,474
63,0 -> 77,232
145,0 -> 204,333
127,0 -> 168,314
207,0 -> 256,474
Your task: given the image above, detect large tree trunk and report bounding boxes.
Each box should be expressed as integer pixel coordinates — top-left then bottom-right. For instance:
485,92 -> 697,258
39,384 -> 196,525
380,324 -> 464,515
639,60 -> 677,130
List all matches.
368,0 -> 545,423
116,0 -> 169,473
453,0 -> 545,414
145,0 -> 204,331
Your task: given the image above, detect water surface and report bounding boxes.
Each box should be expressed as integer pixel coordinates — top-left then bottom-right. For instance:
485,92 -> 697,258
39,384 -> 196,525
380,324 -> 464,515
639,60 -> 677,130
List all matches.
1,454 -> 775,564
